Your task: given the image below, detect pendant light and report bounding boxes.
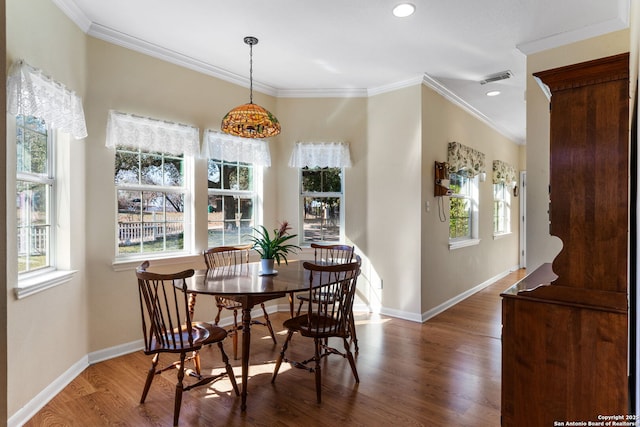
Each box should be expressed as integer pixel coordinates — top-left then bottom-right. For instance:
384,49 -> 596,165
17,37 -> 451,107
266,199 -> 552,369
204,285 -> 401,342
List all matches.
221,36 -> 281,138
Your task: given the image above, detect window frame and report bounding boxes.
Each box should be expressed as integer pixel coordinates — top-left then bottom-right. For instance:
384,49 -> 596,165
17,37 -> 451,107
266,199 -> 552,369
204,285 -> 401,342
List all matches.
114,145 -> 193,261
206,157 -> 263,247
448,170 -> 480,250
298,166 -> 345,245
493,181 -> 512,237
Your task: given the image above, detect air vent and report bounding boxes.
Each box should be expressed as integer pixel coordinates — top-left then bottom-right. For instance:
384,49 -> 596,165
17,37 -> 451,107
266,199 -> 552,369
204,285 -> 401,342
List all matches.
480,70 -> 513,85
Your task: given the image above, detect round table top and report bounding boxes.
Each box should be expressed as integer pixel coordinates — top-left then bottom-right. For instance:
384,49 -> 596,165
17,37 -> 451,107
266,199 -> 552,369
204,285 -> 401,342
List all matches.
185,260 -> 320,297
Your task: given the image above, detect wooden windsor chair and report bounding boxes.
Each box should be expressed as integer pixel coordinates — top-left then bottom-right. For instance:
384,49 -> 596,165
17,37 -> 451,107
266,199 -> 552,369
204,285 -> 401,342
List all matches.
136,261 -> 239,426
272,258 -> 361,403
291,243 -> 359,352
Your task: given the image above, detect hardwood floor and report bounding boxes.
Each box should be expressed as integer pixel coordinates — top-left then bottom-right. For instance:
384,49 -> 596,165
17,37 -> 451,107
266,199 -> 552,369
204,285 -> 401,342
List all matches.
25,269 -> 526,426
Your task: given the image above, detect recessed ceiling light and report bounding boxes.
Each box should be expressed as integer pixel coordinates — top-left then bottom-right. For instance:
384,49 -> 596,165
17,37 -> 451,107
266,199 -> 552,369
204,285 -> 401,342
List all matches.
486,90 -> 501,97
393,3 -> 415,18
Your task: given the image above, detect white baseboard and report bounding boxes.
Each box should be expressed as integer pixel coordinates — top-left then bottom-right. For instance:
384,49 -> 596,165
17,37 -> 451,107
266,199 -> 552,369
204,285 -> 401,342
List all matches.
420,265 -> 519,322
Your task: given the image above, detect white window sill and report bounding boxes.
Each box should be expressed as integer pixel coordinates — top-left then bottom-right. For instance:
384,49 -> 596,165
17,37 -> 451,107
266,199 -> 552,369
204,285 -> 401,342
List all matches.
15,269 -> 78,299
112,253 -> 202,272
493,232 -> 512,240
449,238 -> 481,251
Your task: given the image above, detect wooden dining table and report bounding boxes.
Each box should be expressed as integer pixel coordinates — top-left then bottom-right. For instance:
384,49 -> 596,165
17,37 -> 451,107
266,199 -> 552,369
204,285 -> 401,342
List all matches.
183,259 -> 323,411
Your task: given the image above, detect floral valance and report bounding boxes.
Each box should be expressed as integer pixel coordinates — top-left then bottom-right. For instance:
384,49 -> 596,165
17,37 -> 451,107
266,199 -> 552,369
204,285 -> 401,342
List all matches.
288,142 -> 352,168
105,110 -> 199,156
447,141 -> 485,177
201,129 -> 271,167
493,160 -> 518,185
7,60 -> 87,139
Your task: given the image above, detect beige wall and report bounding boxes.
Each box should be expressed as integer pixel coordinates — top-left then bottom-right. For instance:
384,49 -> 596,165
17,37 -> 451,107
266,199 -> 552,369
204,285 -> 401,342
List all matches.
525,29 -> 630,271
6,0 -> 88,418
367,86 -> 423,317
421,85 -> 522,314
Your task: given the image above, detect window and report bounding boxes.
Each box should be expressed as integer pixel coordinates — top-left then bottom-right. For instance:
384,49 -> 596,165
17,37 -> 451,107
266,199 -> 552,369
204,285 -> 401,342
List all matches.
115,147 -> 190,256
300,167 -> 343,243
493,182 -> 511,235
207,158 -> 258,246
449,171 -> 479,247
108,111 -> 198,260
16,115 -> 53,274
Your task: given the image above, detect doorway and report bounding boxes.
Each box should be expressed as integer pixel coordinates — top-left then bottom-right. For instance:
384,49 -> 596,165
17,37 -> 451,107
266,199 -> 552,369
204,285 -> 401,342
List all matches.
519,171 -> 526,269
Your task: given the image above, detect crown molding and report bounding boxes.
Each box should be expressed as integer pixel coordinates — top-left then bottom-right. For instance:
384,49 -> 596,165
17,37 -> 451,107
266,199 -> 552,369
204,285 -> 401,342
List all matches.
51,0 -> 92,32
517,7 -> 629,55
88,23 -> 280,97
276,87 -> 367,98
422,74 -> 524,144
367,75 -> 425,97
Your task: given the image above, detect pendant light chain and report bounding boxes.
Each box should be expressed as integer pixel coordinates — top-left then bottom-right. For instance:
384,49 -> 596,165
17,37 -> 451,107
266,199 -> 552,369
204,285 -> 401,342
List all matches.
249,40 -> 253,104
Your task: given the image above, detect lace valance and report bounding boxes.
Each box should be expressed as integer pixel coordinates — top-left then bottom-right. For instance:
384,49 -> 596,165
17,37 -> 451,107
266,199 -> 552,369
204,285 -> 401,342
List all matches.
105,111 -> 199,156
493,160 -> 518,185
288,142 -> 352,168
7,60 -> 87,139
447,141 -> 485,177
202,129 -> 271,167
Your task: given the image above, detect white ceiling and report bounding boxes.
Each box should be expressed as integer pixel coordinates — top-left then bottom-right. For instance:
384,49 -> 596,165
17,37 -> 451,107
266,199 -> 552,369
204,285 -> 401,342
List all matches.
54,0 -> 630,144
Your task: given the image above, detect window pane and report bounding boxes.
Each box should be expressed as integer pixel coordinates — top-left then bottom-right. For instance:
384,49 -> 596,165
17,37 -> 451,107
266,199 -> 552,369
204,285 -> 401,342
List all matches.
17,116 -> 48,175
115,150 -> 139,184
302,169 -> 322,192
140,153 -> 162,185
207,194 -> 254,247
207,157 -> 257,247
450,173 -> 470,196
223,164 -> 238,190
237,164 -> 252,191
163,156 -> 183,187
208,160 -> 221,189
302,168 -> 342,192
449,196 -> 470,239
303,196 -> 340,242
17,180 -> 50,272
116,187 -> 185,254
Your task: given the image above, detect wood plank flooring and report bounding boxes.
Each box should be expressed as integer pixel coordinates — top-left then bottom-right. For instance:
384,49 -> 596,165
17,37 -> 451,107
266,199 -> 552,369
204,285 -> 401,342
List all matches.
24,269 -> 526,426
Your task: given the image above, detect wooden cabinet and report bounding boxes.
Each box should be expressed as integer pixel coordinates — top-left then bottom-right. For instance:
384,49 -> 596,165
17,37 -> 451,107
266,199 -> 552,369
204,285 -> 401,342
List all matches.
501,53 -> 630,426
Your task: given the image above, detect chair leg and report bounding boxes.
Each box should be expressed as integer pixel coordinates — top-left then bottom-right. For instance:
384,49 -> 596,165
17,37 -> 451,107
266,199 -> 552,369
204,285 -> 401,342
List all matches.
344,338 -> 360,383
192,350 -> 201,376
214,301 -> 223,325
173,352 -> 187,426
140,353 -> 159,403
188,293 -> 197,320
288,292 -> 295,318
217,342 -> 240,396
314,338 -> 322,404
260,303 -> 278,345
232,308 -> 239,360
350,315 -> 359,353
296,300 -> 303,316
272,330 -> 294,383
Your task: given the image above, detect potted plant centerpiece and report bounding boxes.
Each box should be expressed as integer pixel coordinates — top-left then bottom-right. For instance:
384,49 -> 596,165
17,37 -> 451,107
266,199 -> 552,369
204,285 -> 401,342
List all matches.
248,221 -> 300,275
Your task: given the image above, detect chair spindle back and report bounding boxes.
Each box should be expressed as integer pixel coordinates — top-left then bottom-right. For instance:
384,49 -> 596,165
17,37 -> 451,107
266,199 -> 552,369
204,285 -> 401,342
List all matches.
302,258 -> 361,338
204,244 -> 252,269
136,261 -> 197,354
